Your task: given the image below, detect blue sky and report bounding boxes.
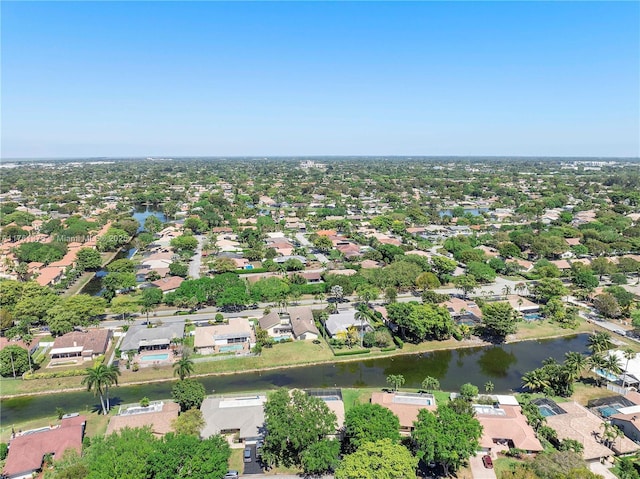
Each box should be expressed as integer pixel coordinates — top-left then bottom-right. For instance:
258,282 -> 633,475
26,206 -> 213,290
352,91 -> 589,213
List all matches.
2,1 -> 639,158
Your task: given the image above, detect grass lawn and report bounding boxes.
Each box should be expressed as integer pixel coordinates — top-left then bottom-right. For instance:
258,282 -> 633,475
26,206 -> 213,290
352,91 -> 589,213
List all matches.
341,388 -> 377,412
494,456 -> 524,477
228,449 -> 244,473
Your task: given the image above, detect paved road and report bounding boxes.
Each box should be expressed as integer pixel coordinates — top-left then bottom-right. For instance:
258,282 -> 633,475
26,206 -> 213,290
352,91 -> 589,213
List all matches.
188,234 -> 205,279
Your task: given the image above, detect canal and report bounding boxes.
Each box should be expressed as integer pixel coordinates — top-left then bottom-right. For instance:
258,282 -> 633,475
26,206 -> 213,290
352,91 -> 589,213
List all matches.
80,206 -> 166,296
1,334 -> 590,424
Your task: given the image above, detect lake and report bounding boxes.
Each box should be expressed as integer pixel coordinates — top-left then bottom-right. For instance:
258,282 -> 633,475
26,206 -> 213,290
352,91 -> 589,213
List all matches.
1,334 -> 590,424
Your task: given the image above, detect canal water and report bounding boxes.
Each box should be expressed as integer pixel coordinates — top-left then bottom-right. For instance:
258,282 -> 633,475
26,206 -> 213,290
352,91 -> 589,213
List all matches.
80,206 -> 166,296
1,334 -> 590,424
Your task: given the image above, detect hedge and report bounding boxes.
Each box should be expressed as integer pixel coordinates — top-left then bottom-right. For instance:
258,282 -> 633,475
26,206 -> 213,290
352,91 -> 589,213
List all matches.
393,336 -> 404,349
334,349 -> 371,357
24,369 -> 87,380
380,346 -> 397,352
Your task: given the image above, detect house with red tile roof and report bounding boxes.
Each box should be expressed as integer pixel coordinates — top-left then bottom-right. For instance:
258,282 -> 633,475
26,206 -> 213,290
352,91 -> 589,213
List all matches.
371,392 -> 436,434
3,415 -> 86,479
106,401 -> 179,438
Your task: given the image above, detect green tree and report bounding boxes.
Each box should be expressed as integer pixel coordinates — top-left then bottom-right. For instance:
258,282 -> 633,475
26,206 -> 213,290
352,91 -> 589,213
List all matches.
411,404 -> 483,476
421,376 -> 440,393
459,383 -> 479,402
588,331 -> 613,354
81,363 -> 119,415
0,345 -> 29,377
335,439 -> 418,479
453,274 -> 478,298
481,302 -> 518,339
169,262 -> 189,278
171,378 -> 206,412
76,248 -> 103,271
84,427 -> 156,479
261,388 -> 337,468
96,227 -> 130,252
343,403 -> 401,453
171,408 -> 205,436
531,278 -> 567,304
106,259 -> 136,273
415,272 -> 441,291
386,374 -> 405,392
300,439 -> 341,476
313,235 -> 334,253
173,353 -> 195,380
467,261 -> 497,283
110,295 -> 140,322
170,235 -> 199,254
147,433 -> 230,479
144,215 -> 163,234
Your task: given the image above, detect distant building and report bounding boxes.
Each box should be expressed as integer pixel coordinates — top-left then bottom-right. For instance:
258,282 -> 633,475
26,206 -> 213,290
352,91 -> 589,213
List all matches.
371,392 -> 436,433
120,322 -> 185,355
201,394 -> 266,443
49,330 -> 112,363
106,401 -> 180,438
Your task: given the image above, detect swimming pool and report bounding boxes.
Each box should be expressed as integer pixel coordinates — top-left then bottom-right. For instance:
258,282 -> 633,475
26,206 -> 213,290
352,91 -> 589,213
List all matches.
597,406 -> 620,418
538,405 -> 557,417
524,313 -> 542,320
141,353 -> 169,361
594,368 -> 619,381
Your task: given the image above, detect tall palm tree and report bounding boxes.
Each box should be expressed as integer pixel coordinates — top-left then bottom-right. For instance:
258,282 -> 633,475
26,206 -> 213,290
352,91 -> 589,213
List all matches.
173,352 -> 195,380
104,364 -> 121,412
564,352 -> 589,382
622,348 -> 636,389
386,374 -> 405,392
23,333 -> 34,373
82,363 -> 118,415
604,354 -> 623,378
354,305 -> 373,348
588,332 -> 613,354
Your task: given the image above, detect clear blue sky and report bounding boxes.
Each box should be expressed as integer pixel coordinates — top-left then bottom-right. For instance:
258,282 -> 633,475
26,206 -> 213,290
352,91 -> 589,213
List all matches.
2,1 -> 639,158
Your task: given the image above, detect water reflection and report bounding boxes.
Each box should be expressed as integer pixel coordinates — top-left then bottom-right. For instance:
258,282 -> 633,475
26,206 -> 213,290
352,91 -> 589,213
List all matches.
2,334 -> 590,424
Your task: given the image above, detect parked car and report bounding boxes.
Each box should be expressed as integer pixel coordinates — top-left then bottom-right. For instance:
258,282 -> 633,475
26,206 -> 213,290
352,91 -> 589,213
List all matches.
244,447 -> 252,463
224,471 -> 239,478
482,455 -> 493,469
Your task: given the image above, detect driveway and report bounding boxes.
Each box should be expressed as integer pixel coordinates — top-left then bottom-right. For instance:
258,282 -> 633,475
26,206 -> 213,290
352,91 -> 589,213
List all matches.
469,454 -> 496,479
242,444 -> 263,475
590,460 -> 618,479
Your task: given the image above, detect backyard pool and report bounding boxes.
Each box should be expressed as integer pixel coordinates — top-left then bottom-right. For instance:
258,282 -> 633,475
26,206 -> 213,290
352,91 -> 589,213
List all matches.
141,353 -> 170,361
597,406 -> 621,418
594,368 -> 619,382
524,313 -> 542,321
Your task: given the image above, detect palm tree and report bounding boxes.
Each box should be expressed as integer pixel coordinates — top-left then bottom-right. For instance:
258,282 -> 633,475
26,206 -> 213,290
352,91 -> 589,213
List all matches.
23,333 -> 34,373
502,285 -> 512,299
173,352 -> 195,380
564,352 -> 589,382
604,354 -> 623,378
103,364 -> 121,412
421,376 -> 440,393
521,370 -> 550,393
386,374 -> 405,392
82,364 -> 118,415
588,331 -> 613,354
354,305 -> 373,348
484,381 -> 495,394
622,348 -> 636,389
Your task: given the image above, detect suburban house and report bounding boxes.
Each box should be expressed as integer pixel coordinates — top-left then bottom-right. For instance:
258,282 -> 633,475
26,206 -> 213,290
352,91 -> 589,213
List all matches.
2,415 -> 86,479
150,276 -> 184,293
106,401 -> 180,438
441,297 -> 483,324
533,399 -> 638,461
258,306 -> 319,341
35,266 -> 65,287
49,329 -> 112,363
473,396 -> 543,454
200,395 -> 266,444
324,309 -> 373,338
119,322 -> 185,356
288,306 -> 321,340
370,392 -> 436,434
194,318 -> 256,355
505,295 -> 541,315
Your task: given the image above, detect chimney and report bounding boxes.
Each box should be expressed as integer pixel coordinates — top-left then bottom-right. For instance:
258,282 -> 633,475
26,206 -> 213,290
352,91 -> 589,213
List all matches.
73,341 -> 77,347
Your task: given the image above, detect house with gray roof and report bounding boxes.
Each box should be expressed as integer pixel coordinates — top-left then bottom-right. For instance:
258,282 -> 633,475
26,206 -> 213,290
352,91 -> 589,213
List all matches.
120,322 -> 185,354
324,309 -> 373,337
200,394 -> 266,443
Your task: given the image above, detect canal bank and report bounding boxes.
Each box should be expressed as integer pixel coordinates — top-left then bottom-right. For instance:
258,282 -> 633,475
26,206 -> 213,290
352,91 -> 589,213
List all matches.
2,334 -> 591,425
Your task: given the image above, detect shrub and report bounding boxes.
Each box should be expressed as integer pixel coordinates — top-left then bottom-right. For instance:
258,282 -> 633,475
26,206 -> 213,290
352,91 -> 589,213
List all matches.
334,349 -> 371,357
393,336 -> 404,349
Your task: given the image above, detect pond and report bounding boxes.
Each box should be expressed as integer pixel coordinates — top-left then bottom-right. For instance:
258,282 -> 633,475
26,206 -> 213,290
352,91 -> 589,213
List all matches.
1,334 -> 590,424
80,206 -> 166,296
